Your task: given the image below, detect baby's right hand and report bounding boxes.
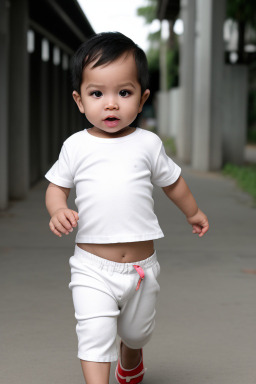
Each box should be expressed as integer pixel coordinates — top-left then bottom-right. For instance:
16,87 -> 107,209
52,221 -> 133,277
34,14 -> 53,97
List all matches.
49,208 -> 79,238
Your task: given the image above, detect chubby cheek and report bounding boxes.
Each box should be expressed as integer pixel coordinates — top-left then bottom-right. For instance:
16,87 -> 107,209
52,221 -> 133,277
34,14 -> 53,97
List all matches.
125,102 -> 141,121
84,103 -> 99,120
85,111 -> 98,125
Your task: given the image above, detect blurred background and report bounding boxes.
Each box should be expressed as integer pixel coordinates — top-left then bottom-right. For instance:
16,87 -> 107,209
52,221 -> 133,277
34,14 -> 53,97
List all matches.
1,0 -> 256,209
1,2 -> 256,383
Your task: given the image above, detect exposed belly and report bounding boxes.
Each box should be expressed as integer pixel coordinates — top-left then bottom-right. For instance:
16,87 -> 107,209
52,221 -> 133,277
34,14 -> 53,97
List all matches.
76,240 -> 154,263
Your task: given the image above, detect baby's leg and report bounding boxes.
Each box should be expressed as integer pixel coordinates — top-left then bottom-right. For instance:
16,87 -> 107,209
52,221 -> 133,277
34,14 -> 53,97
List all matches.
80,361 -> 110,384
120,342 -> 141,369
118,260 -> 160,353
69,253 -> 120,383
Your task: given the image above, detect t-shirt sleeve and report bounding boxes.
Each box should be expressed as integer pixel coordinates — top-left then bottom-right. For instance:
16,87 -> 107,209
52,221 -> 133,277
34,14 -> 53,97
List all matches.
151,143 -> 181,187
45,143 -> 74,188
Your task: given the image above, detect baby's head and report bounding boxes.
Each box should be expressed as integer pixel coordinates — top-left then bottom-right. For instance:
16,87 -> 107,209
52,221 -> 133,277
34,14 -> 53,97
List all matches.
71,32 -> 150,136
71,32 -> 149,95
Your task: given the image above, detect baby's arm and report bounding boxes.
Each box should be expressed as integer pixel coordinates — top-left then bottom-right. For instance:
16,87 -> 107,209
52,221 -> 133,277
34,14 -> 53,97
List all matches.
45,183 -> 79,238
162,176 -> 209,237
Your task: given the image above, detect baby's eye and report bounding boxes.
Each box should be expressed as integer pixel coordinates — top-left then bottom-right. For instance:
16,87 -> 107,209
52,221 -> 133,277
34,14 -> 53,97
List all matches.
119,90 -> 131,97
91,90 -> 103,98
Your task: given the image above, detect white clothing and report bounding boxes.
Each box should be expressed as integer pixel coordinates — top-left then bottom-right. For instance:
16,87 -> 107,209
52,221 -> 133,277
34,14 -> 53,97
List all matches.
69,245 -> 160,362
45,128 -> 181,243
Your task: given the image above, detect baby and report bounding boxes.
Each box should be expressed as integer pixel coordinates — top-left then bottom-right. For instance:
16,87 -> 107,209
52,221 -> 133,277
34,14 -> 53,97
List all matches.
45,32 -> 209,384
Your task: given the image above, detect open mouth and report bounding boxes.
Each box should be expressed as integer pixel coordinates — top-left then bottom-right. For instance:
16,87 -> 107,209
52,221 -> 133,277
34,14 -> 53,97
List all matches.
104,116 -> 120,127
105,117 -> 119,121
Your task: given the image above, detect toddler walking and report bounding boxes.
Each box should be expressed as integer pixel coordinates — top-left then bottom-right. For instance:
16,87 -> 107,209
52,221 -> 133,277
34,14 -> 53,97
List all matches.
45,32 -> 209,384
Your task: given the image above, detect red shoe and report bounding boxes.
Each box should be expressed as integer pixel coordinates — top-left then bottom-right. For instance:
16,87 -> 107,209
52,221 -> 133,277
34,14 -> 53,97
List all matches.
115,342 -> 146,384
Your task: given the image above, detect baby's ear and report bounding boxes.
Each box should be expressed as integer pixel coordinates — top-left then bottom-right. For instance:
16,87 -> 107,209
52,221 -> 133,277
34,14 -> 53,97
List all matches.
72,91 -> 85,114
138,89 -> 150,113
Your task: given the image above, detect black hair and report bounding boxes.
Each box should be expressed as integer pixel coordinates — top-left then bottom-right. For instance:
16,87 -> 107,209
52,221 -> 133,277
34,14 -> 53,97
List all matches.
71,32 -> 149,94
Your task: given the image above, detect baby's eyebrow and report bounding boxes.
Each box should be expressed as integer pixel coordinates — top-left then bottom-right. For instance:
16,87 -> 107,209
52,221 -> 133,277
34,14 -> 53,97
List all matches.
86,82 -> 136,90
119,82 -> 136,89
86,83 -> 103,90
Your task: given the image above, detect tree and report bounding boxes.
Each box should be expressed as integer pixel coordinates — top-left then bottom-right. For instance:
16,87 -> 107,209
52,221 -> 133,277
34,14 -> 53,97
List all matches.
137,0 -> 179,89
227,0 -> 256,63
137,0 -> 157,24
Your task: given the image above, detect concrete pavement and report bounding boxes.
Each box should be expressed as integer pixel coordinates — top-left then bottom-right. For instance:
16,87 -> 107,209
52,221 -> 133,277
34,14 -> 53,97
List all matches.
1,166 -> 256,384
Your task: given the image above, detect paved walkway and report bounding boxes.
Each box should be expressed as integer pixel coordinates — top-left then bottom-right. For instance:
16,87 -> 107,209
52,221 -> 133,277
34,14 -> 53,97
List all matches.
1,166 -> 256,384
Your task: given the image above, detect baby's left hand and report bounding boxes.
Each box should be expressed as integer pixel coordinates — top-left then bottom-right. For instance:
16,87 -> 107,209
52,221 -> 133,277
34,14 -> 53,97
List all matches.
187,208 -> 209,237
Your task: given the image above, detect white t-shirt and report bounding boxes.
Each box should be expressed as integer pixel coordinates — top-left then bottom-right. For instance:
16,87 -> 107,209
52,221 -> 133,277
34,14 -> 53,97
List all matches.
45,128 -> 181,243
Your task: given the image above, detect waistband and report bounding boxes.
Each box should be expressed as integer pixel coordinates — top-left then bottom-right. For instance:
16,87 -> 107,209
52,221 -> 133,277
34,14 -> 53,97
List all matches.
73,245 -> 158,273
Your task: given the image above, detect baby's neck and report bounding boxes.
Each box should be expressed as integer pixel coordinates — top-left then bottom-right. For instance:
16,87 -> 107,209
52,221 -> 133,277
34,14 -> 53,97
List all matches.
87,126 -> 136,139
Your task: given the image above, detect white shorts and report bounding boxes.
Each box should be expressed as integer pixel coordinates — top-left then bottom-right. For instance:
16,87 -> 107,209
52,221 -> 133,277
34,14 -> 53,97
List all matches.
69,245 -> 161,362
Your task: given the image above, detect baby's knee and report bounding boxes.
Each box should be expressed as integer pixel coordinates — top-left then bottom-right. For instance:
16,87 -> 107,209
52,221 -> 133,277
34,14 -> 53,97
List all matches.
118,320 -> 155,349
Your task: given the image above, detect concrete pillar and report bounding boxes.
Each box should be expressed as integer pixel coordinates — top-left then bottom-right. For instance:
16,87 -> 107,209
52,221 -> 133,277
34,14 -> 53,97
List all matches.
29,31 -> 41,185
177,0 -> 196,163
192,0 -> 226,171
156,91 -> 170,137
51,45 -> 61,159
223,65 -> 248,165
61,53 -> 69,142
48,43 -> 54,163
40,38 -> 50,174
8,0 -> 29,198
0,0 -> 10,209
169,88 -> 182,138
70,98 -> 78,135
160,21 -> 168,92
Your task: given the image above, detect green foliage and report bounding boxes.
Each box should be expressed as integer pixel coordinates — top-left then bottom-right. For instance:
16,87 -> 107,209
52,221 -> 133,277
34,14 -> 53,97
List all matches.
162,137 -> 177,156
147,48 -> 159,72
248,130 -> 256,143
222,163 -> 256,201
227,0 -> 256,26
137,0 -> 179,90
148,30 -> 161,43
167,42 -> 179,88
248,89 -> 256,140
137,0 -> 157,24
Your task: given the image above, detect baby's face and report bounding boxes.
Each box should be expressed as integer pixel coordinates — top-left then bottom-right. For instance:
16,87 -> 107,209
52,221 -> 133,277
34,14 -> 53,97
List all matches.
72,53 -> 149,137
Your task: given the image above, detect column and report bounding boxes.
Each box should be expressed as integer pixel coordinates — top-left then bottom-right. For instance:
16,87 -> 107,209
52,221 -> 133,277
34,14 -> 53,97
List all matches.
40,38 -> 50,174
222,65 -> 248,165
29,31 -> 41,185
192,0 -> 226,171
8,0 -> 29,198
177,0 -> 196,163
51,45 -> 61,160
0,0 -> 10,209
61,52 -> 69,142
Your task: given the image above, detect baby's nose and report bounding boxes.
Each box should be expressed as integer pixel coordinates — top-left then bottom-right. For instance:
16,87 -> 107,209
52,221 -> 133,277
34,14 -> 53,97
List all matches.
105,99 -> 118,110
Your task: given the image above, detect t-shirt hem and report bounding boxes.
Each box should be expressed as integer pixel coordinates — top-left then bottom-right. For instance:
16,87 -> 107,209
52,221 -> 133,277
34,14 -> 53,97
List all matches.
45,173 -> 74,188
75,232 -> 164,244
153,166 -> 181,187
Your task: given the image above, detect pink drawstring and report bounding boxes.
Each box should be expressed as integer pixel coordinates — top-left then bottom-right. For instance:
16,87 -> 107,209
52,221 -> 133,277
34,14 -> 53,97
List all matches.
133,265 -> 145,290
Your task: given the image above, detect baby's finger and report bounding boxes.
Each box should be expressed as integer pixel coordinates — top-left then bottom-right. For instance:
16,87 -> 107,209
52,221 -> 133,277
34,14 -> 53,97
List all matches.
58,212 -> 75,232
72,210 -> 79,223
66,210 -> 78,227
192,224 -> 201,234
199,224 -> 209,237
49,221 -> 62,237
51,217 -> 70,235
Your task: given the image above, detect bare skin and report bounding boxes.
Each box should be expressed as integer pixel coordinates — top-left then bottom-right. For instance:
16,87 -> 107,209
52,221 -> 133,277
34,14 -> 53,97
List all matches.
80,343 -> 141,384
77,240 -> 154,262
80,361 -> 111,384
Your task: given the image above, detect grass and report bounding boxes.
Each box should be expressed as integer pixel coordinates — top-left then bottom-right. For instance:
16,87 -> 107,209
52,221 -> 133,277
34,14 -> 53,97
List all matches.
222,163 -> 256,201
162,137 -> 177,156
161,137 -> 256,202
